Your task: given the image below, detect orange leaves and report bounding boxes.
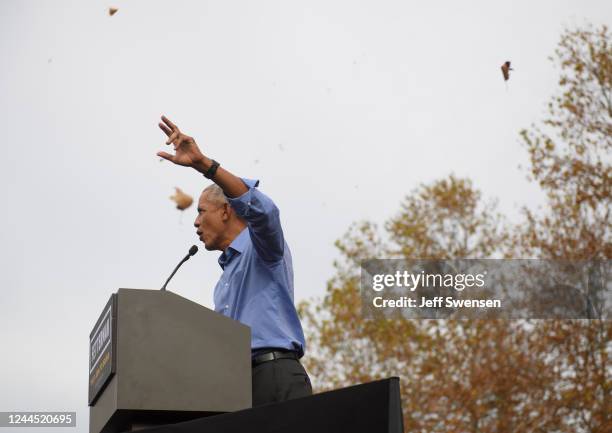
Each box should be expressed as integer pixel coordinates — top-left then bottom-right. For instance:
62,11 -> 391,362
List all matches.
516,24 -> 611,261
387,175 -> 507,260
300,23 -> 610,433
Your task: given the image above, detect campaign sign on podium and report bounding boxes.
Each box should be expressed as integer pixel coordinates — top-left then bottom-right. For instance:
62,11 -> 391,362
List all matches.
88,294 -> 117,405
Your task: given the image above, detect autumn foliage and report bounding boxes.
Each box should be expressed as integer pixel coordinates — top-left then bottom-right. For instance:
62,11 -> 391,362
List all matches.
299,25 -> 611,433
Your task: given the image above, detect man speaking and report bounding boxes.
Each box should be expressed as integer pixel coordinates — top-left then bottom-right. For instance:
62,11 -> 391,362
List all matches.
156,115 -> 312,407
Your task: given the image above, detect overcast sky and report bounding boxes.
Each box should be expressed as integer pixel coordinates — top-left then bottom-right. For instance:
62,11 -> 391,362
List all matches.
1,1 -> 610,431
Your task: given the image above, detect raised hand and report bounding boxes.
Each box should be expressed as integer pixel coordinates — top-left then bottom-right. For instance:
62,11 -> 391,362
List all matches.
156,115 -> 248,197
157,115 -> 206,168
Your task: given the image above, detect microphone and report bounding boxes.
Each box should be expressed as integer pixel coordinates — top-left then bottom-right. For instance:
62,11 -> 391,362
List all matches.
161,245 -> 199,291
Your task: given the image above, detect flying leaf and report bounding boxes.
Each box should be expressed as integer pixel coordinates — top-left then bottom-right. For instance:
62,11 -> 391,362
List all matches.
170,187 -> 193,211
501,61 -> 513,81
108,7 -> 118,16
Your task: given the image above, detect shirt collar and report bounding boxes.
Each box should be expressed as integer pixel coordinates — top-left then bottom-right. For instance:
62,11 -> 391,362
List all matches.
218,228 -> 249,269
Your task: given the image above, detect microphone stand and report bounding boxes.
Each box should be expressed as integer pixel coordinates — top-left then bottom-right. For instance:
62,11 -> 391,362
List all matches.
161,245 -> 198,291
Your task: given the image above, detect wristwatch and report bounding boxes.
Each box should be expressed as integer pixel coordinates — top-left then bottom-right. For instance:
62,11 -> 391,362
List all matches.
203,159 -> 220,179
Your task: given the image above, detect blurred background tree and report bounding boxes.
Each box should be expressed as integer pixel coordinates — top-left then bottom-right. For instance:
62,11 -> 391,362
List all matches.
299,24 -> 610,433
517,24 -> 610,259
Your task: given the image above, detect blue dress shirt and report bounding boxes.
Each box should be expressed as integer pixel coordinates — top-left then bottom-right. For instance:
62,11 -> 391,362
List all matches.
213,178 -> 306,358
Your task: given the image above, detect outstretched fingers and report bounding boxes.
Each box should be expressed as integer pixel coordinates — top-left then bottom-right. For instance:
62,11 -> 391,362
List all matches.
160,115 -> 181,144
157,151 -> 174,162
158,122 -> 172,137
161,115 -> 177,130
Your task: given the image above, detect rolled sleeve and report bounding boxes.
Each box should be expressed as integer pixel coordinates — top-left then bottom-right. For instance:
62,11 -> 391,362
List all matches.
227,178 -> 260,218
228,178 -> 285,262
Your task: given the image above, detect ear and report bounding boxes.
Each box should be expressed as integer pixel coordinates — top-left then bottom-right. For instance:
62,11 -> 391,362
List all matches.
221,203 -> 231,221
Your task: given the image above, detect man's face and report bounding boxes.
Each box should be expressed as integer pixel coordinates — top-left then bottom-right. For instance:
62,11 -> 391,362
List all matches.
194,192 -> 227,251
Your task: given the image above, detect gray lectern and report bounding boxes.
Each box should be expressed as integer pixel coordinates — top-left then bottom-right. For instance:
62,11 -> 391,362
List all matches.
88,289 -> 251,433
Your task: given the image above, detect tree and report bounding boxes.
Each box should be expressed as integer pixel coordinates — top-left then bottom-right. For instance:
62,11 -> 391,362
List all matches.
299,24 -> 611,433
301,175 -> 533,432
515,24 -> 612,432
517,24 -> 611,260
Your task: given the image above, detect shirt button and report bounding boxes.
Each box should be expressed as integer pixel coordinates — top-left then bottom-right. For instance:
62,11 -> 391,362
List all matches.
225,304 -> 229,309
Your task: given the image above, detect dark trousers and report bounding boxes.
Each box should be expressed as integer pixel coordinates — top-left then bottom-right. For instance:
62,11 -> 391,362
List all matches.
252,358 -> 313,407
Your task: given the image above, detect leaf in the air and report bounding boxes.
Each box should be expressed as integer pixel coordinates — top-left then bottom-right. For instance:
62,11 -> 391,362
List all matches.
169,187 -> 193,211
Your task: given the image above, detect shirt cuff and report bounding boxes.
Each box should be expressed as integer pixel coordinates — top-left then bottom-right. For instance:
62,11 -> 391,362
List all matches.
240,178 -> 260,189
227,178 -> 261,216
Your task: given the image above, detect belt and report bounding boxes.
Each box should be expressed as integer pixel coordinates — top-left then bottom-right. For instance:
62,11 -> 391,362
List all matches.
252,350 -> 299,367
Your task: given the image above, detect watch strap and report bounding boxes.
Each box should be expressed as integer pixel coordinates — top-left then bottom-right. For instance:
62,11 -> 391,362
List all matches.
203,159 -> 220,179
